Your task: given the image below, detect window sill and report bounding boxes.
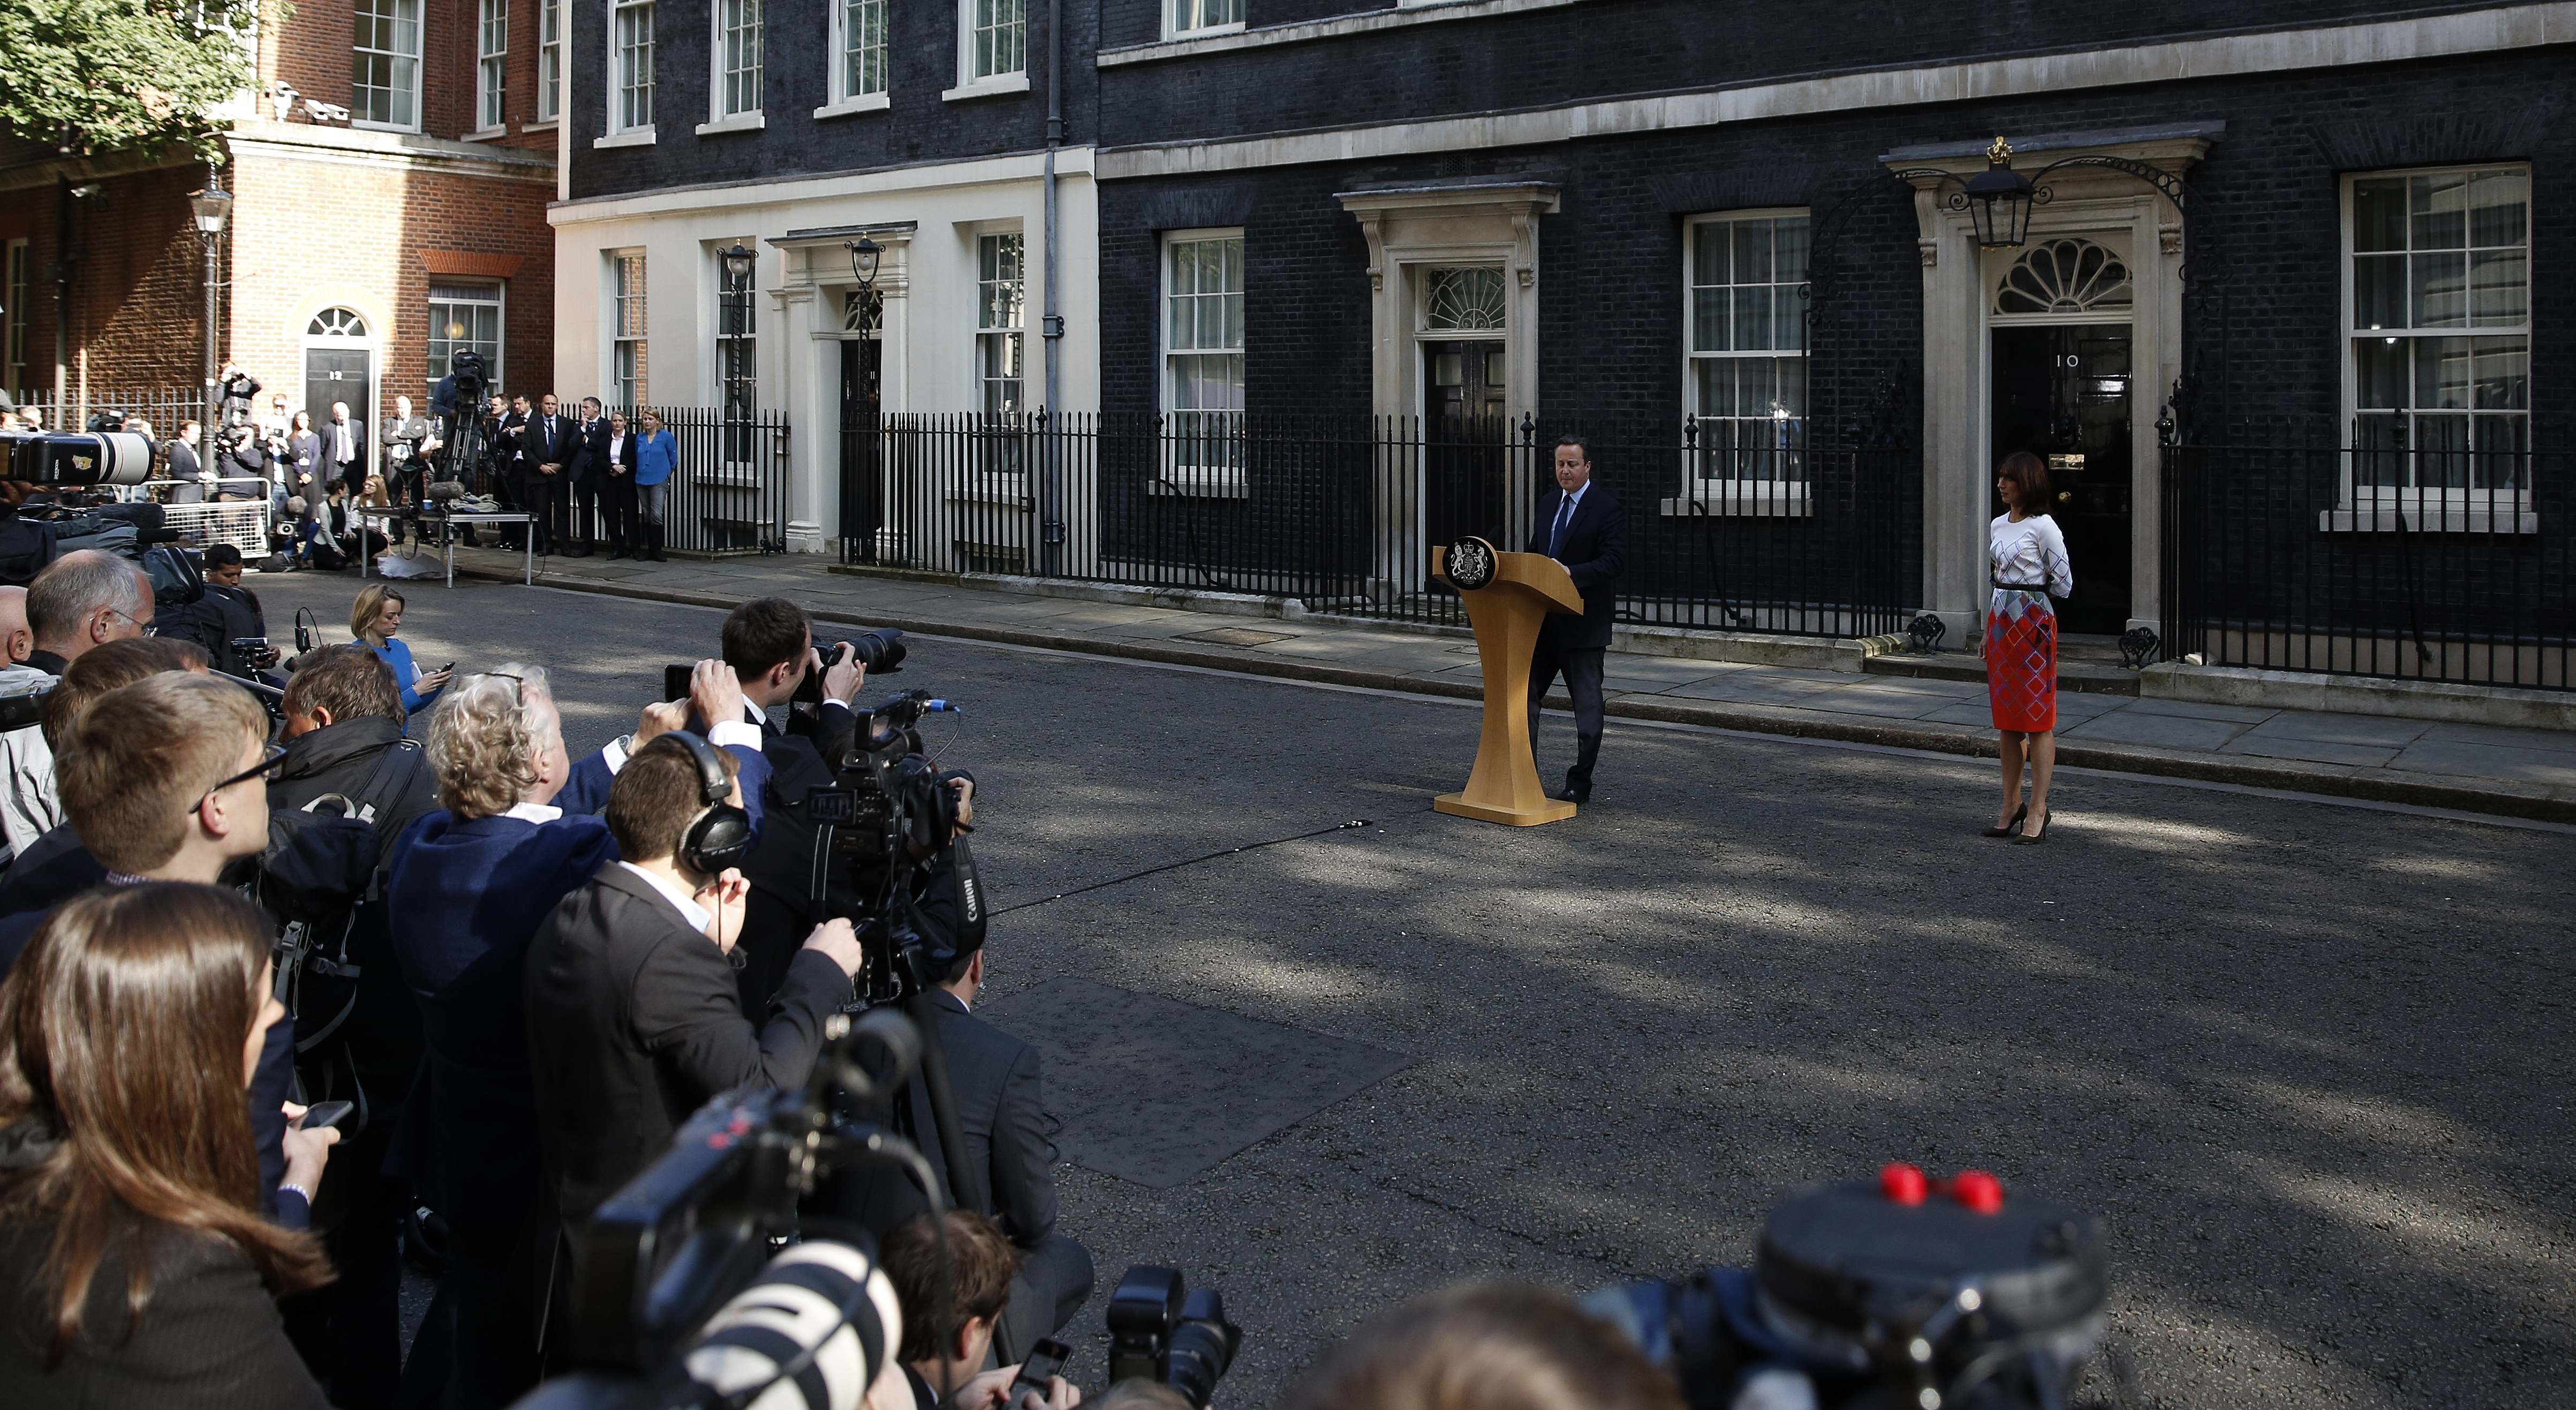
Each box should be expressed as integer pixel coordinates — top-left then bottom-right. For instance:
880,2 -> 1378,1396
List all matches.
942,73 -> 1030,103
814,93 -> 892,120
352,118 -> 424,135
1147,471 -> 1249,499
593,126 -> 658,148
462,125 -> 509,142
945,473 -> 1033,506
1661,487 -> 1811,518
1166,20 -> 1245,40
524,118 -> 560,132
694,112 -> 766,137
2316,505 -> 2537,534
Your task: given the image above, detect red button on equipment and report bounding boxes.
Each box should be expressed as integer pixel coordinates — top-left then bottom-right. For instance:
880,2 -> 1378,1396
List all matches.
1880,1162 -> 1928,1206
1952,1169 -> 2004,1215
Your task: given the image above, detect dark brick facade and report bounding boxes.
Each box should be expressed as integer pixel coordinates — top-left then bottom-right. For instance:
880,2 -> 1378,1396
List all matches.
566,0 -> 1100,199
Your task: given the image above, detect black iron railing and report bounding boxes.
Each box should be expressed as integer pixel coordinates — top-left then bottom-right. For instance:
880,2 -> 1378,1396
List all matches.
11,389 -> 208,434
2162,419 -> 2574,689
838,412 -> 1914,640
609,405 -> 791,556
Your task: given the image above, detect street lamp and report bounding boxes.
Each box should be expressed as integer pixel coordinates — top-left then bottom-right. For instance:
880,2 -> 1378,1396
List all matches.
718,241 -> 757,432
190,170 -> 233,436
1961,136 -> 2038,251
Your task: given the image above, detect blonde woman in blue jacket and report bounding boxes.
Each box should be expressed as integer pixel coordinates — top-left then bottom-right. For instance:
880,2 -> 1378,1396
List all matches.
632,409 -> 677,562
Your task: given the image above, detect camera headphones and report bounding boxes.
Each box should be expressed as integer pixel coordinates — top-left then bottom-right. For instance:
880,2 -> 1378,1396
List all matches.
669,732 -> 755,877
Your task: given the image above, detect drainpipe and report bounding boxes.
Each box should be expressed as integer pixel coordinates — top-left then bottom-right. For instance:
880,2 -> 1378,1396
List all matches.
1039,0 -> 1066,572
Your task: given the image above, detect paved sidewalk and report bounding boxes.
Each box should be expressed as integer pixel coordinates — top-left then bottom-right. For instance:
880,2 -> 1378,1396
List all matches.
413,542 -> 2576,822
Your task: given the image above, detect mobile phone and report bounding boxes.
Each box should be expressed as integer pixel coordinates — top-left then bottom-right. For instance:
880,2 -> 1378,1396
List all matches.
1009,1339 -> 1070,1406
292,1100 -> 356,1133
664,663 -> 693,701
439,662 -> 455,672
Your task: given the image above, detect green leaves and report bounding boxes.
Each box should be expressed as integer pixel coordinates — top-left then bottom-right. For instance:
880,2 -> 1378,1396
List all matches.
0,0 -> 264,160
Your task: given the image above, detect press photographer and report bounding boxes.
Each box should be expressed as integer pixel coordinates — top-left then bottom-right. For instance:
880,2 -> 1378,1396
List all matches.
157,543 -> 282,684
879,1210 -> 1078,1410
525,732 -> 866,1247
0,638 -> 213,918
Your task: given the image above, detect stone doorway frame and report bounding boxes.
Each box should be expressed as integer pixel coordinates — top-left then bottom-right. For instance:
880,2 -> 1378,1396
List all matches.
1884,128 -> 2214,642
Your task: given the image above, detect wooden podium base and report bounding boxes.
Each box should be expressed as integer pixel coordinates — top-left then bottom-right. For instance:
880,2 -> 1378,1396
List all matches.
1433,791 -> 1576,827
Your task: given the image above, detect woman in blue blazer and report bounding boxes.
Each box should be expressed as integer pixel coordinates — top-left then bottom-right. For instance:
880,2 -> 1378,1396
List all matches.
352,585 -> 449,716
632,409 -> 678,563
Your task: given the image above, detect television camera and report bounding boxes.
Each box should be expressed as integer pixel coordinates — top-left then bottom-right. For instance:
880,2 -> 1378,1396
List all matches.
513,1007 -> 936,1410
430,349 -> 494,489
0,428 -> 161,488
1583,1164 -> 2112,1410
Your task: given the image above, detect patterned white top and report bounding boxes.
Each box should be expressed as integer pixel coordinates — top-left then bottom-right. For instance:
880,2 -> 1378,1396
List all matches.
1990,512 -> 2073,620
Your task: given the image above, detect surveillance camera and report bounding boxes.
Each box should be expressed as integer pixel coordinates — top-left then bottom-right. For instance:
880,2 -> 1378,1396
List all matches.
68,184 -> 100,199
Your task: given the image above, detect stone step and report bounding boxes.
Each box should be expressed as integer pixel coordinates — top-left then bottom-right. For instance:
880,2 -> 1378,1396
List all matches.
1863,649 -> 2142,696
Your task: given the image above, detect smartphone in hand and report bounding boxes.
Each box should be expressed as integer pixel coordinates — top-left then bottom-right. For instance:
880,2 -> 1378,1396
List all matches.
291,1100 -> 356,1133
1009,1339 -> 1070,1407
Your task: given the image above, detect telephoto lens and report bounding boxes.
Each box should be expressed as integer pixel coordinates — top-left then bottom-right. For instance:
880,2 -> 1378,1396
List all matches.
849,628 -> 906,673
1105,1267 -> 1243,1410
1160,1288 -> 1242,1408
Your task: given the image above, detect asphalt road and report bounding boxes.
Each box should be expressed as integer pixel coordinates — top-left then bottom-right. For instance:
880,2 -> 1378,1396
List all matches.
253,572 -> 2575,1408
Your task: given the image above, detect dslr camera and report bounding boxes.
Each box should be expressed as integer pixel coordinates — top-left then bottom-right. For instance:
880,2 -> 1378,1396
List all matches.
217,369 -> 262,432
1584,1165 -> 2110,1410
1108,1265 -> 1243,1409
0,428 -> 161,487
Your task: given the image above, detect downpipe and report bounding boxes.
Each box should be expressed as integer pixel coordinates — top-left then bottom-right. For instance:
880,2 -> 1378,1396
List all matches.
1038,0 -> 1067,574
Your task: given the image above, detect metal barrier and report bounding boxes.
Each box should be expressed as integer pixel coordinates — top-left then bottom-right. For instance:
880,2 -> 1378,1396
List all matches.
840,412 -> 1914,640
2162,418 -> 2574,689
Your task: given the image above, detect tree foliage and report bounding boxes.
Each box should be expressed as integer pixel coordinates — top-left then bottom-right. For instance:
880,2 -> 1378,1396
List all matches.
0,0 -> 263,160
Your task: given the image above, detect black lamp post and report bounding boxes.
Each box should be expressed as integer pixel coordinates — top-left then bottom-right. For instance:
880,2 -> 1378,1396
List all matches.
188,170 -> 234,435
719,242 -> 757,420
844,235 -> 882,331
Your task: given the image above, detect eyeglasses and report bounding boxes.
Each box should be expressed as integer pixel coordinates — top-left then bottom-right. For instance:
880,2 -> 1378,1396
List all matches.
192,742 -> 287,813
104,607 -> 150,633
480,671 -> 527,703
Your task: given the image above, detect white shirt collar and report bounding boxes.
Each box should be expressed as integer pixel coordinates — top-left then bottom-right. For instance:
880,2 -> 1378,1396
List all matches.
617,861 -> 712,933
502,801 -> 563,823
1562,481 -> 1589,511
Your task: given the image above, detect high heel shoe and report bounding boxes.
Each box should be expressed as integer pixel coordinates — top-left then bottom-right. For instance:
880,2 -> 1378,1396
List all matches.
2013,809 -> 2050,844
1982,804 -> 2027,838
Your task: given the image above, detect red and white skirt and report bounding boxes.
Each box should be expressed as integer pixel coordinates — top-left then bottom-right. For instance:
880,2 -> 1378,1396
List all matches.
1985,603 -> 2058,733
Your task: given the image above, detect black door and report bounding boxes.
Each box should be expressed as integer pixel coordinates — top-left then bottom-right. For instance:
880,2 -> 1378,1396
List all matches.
839,336 -> 883,559
304,348 -> 371,432
1989,323 -> 2131,635
1423,340 -> 1509,554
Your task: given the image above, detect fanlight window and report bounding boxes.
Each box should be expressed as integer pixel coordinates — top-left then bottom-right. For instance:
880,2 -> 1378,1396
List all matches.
1993,240 -> 2131,316
307,307 -> 370,338
1422,267 -> 1506,333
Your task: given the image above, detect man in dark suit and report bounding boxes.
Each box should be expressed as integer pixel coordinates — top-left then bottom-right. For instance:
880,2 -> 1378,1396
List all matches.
564,396 -> 608,557
716,597 -> 870,1015
523,734 -> 866,1237
319,400 -> 368,498
518,392 -> 577,556
495,394 -> 532,548
901,923 -> 1094,1362
1524,435 -> 1626,803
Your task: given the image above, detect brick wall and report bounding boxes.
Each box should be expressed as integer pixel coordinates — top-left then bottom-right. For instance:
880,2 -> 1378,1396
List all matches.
263,0 -> 562,150
0,168 -> 216,401
567,0 -> 1099,200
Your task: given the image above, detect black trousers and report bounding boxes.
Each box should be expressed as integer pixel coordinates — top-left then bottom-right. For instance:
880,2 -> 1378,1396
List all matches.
602,475 -> 639,552
1527,640 -> 1606,791
566,476 -> 602,550
517,471 -> 561,553
994,1234 -> 1096,1363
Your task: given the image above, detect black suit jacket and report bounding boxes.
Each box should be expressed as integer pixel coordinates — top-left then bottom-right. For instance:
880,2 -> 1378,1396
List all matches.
570,418 -> 610,489
1524,483 -> 1626,650
521,413 -> 578,481
523,864 -> 849,1230
317,420 -> 367,488
906,989 -> 1060,1249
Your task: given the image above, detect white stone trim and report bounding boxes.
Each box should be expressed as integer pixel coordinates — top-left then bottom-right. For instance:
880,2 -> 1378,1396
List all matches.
550,147 -> 1095,223
943,73 -> 1032,102
814,93 -> 892,120
592,126 -> 657,149
1102,0 -> 1579,67
227,127 -> 556,185
1099,3 -> 2576,177
694,112 -> 767,137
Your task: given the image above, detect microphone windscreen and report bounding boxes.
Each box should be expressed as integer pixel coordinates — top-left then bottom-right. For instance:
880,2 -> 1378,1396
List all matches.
425,480 -> 466,502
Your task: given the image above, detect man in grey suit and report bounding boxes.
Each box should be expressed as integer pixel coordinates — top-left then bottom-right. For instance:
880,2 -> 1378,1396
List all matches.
904,931 -> 1096,1362
523,734 -> 866,1237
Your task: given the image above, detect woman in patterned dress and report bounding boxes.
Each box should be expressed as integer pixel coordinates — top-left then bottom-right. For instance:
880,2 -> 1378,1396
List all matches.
1985,452 -> 2073,844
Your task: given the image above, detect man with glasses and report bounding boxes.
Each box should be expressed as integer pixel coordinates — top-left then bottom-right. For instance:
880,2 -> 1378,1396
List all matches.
21,550 -> 154,677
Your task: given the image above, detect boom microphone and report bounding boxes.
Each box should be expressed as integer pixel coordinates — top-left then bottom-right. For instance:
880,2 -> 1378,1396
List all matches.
426,480 -> 467,503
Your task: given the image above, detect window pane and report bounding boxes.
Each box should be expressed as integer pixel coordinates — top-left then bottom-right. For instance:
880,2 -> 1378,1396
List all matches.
2414,413 -> 2469,488
1773,217 -> 1809,284
2413,336 -> 2472,410
1693,223 -> 1726,284
2472,337 -> 2527,411
2353,338 -> 2407,409
1693,287 -> 1728,353
2468,169 -> 2528,247
1732,219 -> 1771,284
1774,287 -> 1804,352
2409,251 -> 2466,328
2468,249 -> 2527,328
2352,254 -> 2404,330
2408,173 -> 2468,250
1731,279 -> 1771,348
2351,178 -> 2407,252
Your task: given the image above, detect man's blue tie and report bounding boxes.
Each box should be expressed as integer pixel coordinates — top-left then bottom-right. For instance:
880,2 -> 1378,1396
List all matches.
1548,494 -> 1574,557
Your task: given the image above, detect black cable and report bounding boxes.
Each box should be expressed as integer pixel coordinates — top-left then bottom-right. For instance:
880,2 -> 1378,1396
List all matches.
991,818 -> 1378,916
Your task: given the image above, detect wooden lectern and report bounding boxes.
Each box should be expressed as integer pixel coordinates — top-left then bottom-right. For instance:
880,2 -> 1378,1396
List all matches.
1432,538 -> 1585,826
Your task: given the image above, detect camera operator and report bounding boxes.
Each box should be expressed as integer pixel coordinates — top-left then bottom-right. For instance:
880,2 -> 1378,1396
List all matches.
880,1210 -> 1081,1410
897,919 -> 1093,1363
717,596 -> 872,1012
216,421 -> 273,502
268,644 -> 438,1405
1282,1283 -> 1683,1410
157,543 -> 282,683
386,661 -> 766,1409
524,734 -> 865,1244
0,884 -> 336,1409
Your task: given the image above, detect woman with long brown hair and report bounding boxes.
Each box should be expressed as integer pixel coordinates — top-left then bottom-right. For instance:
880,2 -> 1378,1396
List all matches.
0,884 -> 334,1406
1985,451 -> 2073,844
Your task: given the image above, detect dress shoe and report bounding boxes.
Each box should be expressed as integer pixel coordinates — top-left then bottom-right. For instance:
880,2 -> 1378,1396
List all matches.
1982,804 -> 2028,838
565,547 -> 592,558
1552,783 -> 1591,804
646,547 -> 667,562
608,547 -> 629,560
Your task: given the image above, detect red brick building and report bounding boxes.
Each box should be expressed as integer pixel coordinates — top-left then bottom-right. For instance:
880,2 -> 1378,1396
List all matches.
0,0 -> 562,438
